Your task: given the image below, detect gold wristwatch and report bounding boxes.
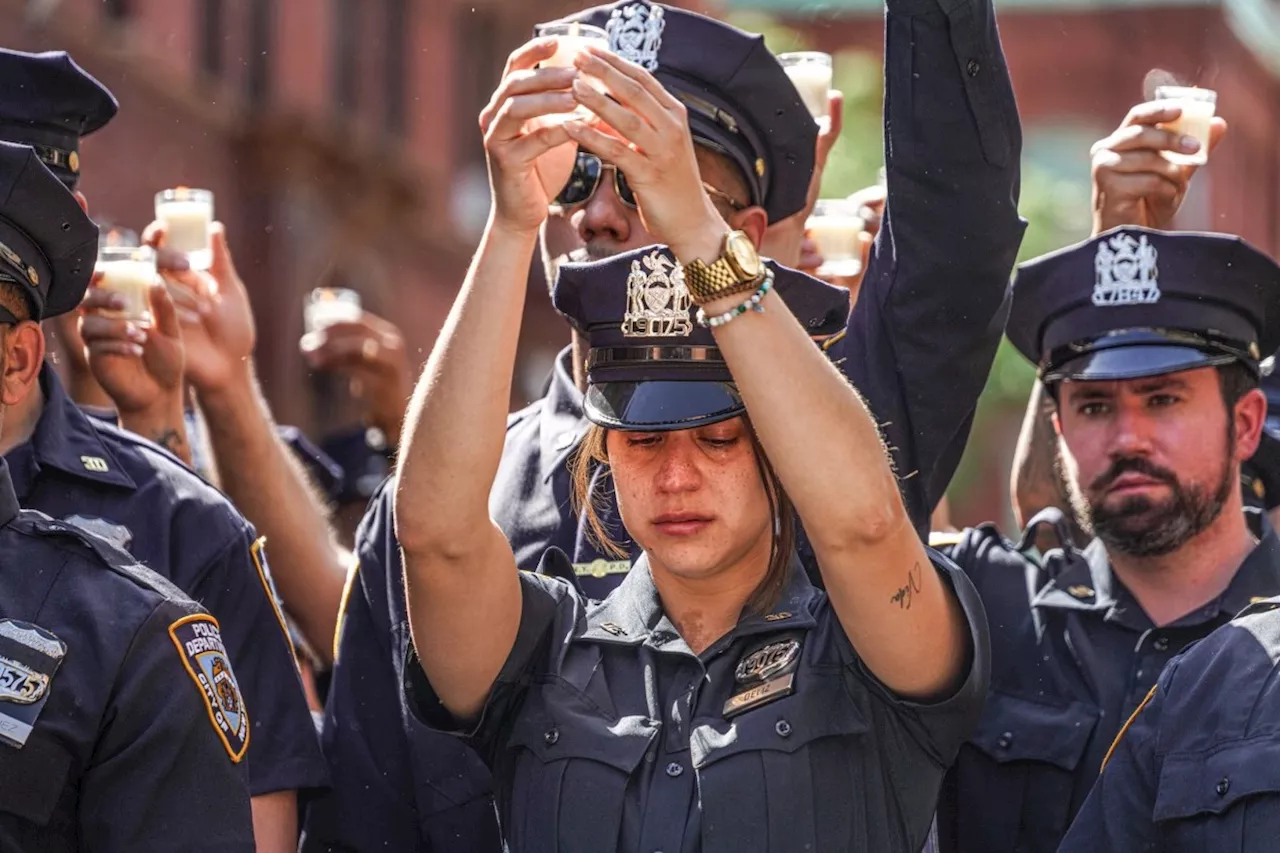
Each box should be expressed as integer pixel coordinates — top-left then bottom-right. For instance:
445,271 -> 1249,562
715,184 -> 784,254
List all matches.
683,230 -> 765,305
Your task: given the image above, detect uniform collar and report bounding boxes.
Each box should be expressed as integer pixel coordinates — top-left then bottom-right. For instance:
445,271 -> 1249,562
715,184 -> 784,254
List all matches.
1032,519 -> 1280,627
0,457 -> 20,527
538,346 -> 588,482
12,364 -> 137,497
580,554 -> 820,652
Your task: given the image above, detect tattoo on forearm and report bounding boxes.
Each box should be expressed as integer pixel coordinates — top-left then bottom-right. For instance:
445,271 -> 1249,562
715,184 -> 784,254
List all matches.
153,428 -> 189,459
890,562 -> 923,610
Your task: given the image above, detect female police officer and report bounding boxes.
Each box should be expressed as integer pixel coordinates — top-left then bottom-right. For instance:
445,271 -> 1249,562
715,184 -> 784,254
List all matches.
392,40 -> 989,852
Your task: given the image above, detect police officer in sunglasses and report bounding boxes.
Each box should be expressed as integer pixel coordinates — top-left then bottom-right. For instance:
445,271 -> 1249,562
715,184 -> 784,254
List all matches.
304,1 -> 1025,850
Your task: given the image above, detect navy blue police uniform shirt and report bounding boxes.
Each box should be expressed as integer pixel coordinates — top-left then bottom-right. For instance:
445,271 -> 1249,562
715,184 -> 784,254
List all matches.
306,0 -> 1023,844
6,364 -> 328,797
1060,590 -> 1280,852
0,457 -> 255,851
402,551 -> 989,853
935,511 -> 1280,853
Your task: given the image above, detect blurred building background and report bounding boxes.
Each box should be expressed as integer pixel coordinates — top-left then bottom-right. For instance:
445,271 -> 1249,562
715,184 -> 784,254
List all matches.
4,0 -> 1278,528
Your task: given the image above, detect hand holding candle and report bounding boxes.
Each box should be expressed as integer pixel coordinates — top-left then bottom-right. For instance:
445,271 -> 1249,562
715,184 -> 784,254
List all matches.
155,188 -> 214,270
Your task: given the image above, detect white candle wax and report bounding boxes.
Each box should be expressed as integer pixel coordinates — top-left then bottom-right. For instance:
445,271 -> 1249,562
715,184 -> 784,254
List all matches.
97,260 -> 155,321
784,64 -> 831,120
305,300 -> 363,334
808,214 -> 862,262
1158,98 -> 1215,166
157,200 -> 213,269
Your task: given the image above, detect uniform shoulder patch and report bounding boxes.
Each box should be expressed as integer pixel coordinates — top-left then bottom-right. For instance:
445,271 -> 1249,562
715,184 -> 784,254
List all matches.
168,614 -> 249,762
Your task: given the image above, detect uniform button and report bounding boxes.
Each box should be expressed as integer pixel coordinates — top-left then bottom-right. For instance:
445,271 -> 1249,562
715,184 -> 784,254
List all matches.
665,762 -> 684,777
1153,636 -> 1170,652
997,731 -> 1014,750
1217,777 -> 1231,796
775,720 -> 793,737
966,58 -> 981,76
544,727 -> 559,746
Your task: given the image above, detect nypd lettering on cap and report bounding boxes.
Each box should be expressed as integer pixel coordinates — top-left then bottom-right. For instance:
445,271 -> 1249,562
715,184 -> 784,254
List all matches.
608,2 -> 664,70
168,614 -> 248,762
623,249 -> 691,338
1093,231 -> 1160,307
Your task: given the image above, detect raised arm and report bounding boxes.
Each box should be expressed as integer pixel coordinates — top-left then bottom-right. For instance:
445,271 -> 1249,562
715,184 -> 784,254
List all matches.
566,48 -> 967,699
394,39 -> 579,721
846,0 -> 1024,532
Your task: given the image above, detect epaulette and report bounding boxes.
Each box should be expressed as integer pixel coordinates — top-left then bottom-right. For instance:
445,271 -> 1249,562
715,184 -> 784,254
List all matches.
18,511 -> 186,601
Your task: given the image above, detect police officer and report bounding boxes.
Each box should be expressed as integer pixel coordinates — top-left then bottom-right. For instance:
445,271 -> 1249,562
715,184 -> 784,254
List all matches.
935,228 -> 1280,853
0,48 -> 327,849
306,0 -> 1022,848
1061,594 -> 1280,851
0,138 -> 254,851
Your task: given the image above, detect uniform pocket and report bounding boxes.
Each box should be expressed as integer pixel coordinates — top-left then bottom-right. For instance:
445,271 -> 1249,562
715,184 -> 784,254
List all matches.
1152,737 -> 1280,851
0,736 -> 72,826
503,684 -> 656,853
952,691 -> 1099,852
692,673 -> 870,852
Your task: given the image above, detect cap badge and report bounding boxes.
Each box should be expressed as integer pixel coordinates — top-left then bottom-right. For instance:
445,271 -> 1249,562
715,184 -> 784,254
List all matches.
1093,232 -> 1160,307
622,250 -> 692,338
608,2 -> 665,71
68,151 -> 80,174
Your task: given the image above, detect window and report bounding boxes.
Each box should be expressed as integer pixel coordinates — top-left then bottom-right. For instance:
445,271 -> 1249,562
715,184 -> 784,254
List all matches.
247,0 -> 274,105
198,0 -> 224,78
383,0 -> 409,137
332,0 -> 360,114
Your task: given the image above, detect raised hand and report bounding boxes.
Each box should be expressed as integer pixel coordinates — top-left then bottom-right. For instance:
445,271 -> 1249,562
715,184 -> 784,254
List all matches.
1091,101 -> 1227,235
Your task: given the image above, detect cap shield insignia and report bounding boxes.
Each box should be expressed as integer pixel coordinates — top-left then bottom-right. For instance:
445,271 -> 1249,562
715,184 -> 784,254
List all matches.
0,620 -> 66,748
1093,232 -> 1160,307
622,250 -> 693,338
168,614 -> 249,762
608,3 -> 665,70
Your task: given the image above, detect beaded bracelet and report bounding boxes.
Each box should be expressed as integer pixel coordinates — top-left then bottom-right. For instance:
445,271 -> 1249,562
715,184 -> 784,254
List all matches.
695,272 -> 774,329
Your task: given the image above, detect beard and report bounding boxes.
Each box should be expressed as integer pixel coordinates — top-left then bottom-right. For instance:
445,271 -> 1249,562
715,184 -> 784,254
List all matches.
1059,432 -> 1236,558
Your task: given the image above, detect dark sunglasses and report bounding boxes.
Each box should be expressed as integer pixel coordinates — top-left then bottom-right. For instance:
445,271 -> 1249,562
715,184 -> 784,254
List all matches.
554,150 -> 746,212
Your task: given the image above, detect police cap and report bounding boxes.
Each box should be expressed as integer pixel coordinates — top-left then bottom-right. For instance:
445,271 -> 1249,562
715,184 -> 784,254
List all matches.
0,140 -> 99,322
0,49 -> 118,189
553,245 -> 847,430
540,1 -> 817,223
1008,227 -> 1280,384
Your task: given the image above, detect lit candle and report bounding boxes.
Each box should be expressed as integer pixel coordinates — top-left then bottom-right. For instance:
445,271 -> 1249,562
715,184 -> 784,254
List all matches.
807,200 -> 865,278
779,52 -> 833,129
155,188 -> 214,270
97,248 -> 157,323
533,21 -> 610,126
1153,86 -> 1217,167
304,288 -> 363,335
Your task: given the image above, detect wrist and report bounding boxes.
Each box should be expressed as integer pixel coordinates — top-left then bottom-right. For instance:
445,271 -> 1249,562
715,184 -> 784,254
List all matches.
487,214 -> 544,247
669,215 -> 730,267
193,363 -> 257,417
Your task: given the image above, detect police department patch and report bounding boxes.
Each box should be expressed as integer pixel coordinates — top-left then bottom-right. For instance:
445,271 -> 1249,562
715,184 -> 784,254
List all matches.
250,537 -> 296,661
168,614 -> 249,762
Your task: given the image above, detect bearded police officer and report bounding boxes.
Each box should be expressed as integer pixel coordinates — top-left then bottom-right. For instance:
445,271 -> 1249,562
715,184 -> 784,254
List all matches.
0,49 -> 326,850
0,139 -> 254,851
936,227 -> 1280,853
306,0 -> 1023,849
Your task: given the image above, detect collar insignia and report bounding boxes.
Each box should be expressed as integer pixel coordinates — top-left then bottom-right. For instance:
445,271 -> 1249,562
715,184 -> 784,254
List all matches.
1093,232 -> 1160,307
607,3 -> 665,71
622,250 -> 692,338
0,620 -> 67,748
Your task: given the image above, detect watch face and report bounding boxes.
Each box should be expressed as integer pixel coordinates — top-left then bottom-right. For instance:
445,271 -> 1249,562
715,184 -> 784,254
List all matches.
728,232 -> 762,278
